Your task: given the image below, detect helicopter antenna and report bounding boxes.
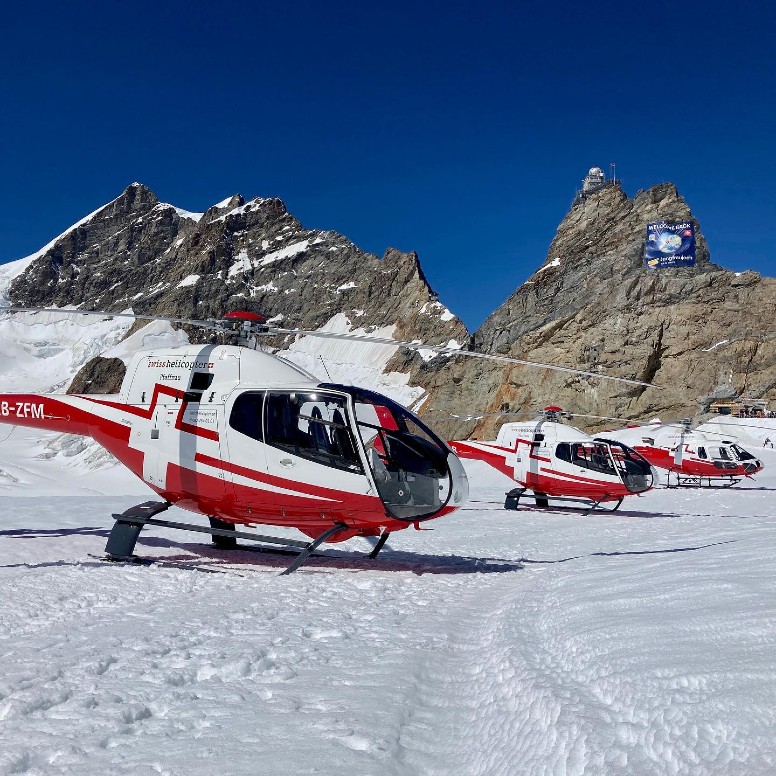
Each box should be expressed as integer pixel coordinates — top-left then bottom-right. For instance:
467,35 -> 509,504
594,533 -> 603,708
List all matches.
318,355 -> 333,382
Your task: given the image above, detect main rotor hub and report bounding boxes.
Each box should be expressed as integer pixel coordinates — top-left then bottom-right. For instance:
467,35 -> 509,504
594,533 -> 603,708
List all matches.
220,310 -> 270,337
542,405 -> 571,422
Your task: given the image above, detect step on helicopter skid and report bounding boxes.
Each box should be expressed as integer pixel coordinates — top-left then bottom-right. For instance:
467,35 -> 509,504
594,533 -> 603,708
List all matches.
0,307 -> 657,573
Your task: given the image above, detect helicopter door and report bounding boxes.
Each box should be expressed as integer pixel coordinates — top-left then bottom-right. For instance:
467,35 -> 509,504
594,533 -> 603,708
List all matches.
144,395 -> 229,508
225,391 -> 271,519
261,391 -> 370,521
144,400 -> 180,490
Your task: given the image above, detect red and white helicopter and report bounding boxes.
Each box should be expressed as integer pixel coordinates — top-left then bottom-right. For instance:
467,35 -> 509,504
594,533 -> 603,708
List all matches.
447,407 -> 658,512
601,418 -> 764,487
0,308 -> 656,571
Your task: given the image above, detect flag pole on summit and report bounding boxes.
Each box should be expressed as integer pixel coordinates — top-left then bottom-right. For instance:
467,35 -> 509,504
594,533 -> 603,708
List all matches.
610,162 -> 616,184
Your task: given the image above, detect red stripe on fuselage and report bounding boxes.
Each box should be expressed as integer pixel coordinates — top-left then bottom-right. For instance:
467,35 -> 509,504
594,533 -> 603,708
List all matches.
83,384 -> 219,441
194,452 -> 383,510
448,440 -> 516,478
163,461 -> 403,538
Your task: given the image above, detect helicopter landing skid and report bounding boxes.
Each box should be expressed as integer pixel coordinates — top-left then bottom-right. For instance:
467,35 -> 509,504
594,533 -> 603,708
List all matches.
665,472 -> 741,488
104,501 -> 350,574
504,488 -> 623,515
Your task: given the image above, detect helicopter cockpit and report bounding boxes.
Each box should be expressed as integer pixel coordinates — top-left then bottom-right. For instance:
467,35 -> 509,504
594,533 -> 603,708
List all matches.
555,439 -> 654,493
229,384 -> 469,521
319,384 -> 469,520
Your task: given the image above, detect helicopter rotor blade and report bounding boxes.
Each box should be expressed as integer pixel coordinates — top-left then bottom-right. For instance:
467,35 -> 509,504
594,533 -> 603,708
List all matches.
426,409 -> 660,426
3,306 -> 221,331
2,307 -> 660,389
425,410 -> 536,422
268,327 -> 660,389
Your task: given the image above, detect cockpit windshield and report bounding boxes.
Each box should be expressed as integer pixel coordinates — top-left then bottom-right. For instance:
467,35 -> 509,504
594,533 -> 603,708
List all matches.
320,384 -> 469,520
594,439 -> 654,493
730,444 -> 756,461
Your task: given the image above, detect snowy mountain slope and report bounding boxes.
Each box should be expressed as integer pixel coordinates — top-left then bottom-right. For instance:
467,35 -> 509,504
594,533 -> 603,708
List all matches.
1,455 -> 776,775
0,256 -> 133,392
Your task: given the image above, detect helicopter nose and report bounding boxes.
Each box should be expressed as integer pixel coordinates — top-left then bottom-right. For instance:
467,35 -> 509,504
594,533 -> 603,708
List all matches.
447,451 -> 470,508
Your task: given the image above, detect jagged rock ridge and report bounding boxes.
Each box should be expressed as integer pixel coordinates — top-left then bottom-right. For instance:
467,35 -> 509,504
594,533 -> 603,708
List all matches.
8,183 -> 468,395
417,182 -> 776,439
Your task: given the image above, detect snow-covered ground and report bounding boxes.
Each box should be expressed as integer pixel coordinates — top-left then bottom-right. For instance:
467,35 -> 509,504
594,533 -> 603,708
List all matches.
2,434 -> 776,775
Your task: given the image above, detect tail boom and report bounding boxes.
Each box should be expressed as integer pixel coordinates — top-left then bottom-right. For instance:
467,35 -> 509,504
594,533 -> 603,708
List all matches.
0,394 -> 93,436
0,393 -> 141,474
448,439 -> 515,479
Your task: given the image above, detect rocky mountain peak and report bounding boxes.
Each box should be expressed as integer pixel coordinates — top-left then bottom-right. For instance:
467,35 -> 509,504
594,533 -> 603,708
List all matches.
7,183 -> 467,397
416,182 -> 775,439
109,182 -> 159,218
200,194 -> 245,223
381,247 -> 432,287
474,182 -> 713,356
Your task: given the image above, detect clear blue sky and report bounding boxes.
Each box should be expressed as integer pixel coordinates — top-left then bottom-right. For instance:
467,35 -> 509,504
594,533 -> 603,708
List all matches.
1,0 -> 774,331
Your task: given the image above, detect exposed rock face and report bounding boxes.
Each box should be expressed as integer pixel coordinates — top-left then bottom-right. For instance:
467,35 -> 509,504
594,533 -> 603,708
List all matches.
418,182 -> 776,439
66,357 -> 126,395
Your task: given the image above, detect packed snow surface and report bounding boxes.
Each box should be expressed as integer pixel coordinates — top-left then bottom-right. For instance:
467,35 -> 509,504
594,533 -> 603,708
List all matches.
1,431 -> 776,774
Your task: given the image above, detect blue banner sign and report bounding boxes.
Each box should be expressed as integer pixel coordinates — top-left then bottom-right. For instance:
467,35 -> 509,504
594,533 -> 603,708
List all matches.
644,221 -> 696,268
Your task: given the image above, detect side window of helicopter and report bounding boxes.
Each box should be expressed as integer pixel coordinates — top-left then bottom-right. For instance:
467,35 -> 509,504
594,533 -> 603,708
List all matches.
229,391 -> 264,442
717,447 -> 731,460
570,443 -> 614,473
555,443 -> 571,462
264,392 -> 363,473
697,446 -> 707,459
570,443 -> 595,468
